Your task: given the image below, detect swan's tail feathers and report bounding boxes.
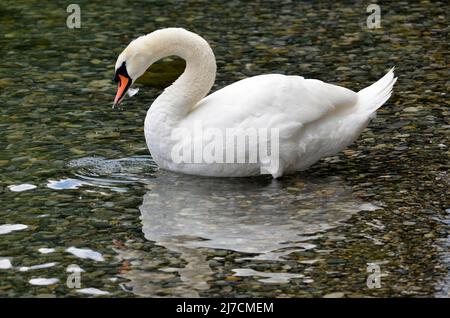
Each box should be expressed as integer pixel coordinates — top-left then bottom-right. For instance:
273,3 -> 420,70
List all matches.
356,67 -> 397,114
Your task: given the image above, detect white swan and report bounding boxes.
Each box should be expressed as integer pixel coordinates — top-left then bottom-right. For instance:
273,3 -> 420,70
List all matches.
113,28 -> 397,178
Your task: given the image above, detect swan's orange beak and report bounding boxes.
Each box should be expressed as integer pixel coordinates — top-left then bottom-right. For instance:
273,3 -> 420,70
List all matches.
113,74 -> 131,107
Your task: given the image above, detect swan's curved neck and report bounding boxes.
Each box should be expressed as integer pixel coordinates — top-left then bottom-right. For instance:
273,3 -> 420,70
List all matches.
141,29 -> 216,121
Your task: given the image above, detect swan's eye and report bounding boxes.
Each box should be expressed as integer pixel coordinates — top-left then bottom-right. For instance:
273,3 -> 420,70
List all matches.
114,73 -> 120,84
114,61 -> 129,83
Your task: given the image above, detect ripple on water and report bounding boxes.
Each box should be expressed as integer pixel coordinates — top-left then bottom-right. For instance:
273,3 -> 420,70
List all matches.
29,278 -> 59,286
38,248 -> 56,254
47,178 -> 88,190
48,156 -> 157,194
19,262 -> 57,272
66,264 -> 84,273
7,184 -> 36,192
0,259 -> 13,270
232,268 -> 304,284
76,288 -> 110,296
66,247 -> 104,262
68,156 -> 157,184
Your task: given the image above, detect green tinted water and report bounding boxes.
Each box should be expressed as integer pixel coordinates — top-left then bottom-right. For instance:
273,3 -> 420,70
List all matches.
0,1 -> 448,297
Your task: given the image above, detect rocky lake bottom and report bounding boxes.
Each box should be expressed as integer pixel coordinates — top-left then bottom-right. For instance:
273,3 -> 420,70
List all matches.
0,1 -> 448,297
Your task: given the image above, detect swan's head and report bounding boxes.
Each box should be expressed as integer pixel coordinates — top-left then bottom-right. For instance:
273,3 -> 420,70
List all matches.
113,37 -> 151,106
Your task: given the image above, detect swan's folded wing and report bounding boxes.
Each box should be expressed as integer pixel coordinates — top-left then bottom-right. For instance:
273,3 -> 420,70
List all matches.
286,78 -> 358,120
185,74 -> 358,130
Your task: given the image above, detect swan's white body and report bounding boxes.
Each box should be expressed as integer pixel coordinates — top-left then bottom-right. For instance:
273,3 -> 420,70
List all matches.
114,28 -> 397,178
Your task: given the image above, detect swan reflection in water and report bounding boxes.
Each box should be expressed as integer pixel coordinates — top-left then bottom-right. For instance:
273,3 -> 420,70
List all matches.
126,171 -> 379,296
68,157 -> 379,297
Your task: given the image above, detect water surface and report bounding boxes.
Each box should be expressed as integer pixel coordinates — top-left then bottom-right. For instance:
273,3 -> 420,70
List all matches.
0,1 -> 448,297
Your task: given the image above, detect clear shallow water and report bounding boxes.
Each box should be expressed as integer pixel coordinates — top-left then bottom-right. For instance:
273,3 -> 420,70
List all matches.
65,156 -> 382,296
0,1 -> 448,297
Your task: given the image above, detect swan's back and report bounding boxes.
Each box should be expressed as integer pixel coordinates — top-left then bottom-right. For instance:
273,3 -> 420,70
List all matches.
184,74 -> 358,132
